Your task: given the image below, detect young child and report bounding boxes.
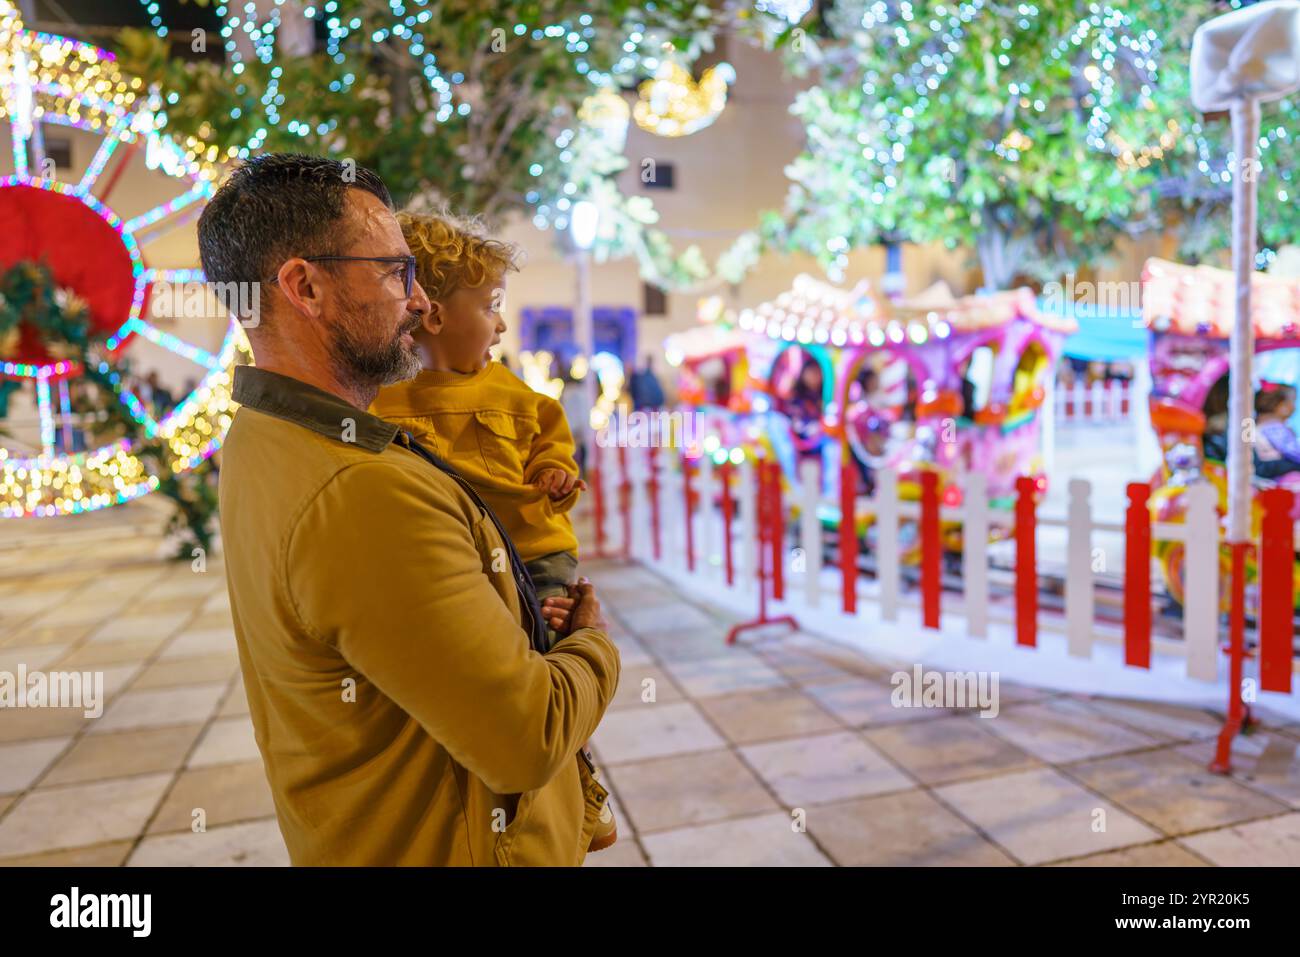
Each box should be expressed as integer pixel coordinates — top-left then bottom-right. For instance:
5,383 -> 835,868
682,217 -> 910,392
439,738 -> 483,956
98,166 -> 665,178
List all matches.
1254,382 -> 1300,478
370,210 -> 616,853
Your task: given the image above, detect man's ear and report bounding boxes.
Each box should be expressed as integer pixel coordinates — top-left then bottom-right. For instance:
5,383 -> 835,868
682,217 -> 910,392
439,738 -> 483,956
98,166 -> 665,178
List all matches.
274,259 -> 326,320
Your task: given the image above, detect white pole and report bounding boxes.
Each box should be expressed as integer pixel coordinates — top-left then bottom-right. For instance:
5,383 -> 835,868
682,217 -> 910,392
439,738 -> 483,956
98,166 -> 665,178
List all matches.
1226,99 -> 1260,547
876,468 -> 900,622
574,248 -> 597,472
1065,478 -> 1094,658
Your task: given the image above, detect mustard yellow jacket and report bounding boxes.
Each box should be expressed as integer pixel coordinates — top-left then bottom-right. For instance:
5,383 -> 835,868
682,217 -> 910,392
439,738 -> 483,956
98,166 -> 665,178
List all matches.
371,363 -> 580,563
218,365 -> 619,866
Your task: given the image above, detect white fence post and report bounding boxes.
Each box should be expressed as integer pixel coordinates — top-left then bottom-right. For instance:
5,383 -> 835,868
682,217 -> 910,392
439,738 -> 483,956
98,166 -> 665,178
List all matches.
1066,478 -> 1094,658
877,468 -> 900,622
629,444 -> 650,556
738,457 -> 757,591
1183,483 -> 1221,681
963,472 -> 989,638
799,458 -> 822,607
698,456 -> 717,579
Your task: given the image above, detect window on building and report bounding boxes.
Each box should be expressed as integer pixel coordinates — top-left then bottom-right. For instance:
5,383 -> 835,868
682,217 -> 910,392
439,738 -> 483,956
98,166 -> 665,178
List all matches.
643,282 -> 668,317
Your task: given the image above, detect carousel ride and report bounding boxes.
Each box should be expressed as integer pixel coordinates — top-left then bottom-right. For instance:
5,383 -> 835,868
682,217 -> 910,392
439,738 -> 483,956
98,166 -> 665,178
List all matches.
665,273 -> 1076,563
1144,256 -> 1300,612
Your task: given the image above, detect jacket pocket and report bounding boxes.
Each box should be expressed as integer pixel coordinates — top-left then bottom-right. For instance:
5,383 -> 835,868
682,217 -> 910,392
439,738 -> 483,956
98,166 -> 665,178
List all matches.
492,789 -> 537,866
474,410 -> 538,481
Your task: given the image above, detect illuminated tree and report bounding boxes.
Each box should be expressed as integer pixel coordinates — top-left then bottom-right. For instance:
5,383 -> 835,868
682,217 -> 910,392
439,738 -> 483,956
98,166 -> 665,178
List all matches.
752,0 -> 1295,288
116,0 -> 722,285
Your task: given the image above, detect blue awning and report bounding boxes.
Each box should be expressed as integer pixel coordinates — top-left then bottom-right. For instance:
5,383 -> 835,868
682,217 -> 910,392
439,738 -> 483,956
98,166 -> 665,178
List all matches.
1038,300 -> 1149,362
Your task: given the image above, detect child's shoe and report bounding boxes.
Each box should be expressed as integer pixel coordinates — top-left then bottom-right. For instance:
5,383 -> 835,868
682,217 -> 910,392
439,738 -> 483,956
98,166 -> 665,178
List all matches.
586,759 -> 618,852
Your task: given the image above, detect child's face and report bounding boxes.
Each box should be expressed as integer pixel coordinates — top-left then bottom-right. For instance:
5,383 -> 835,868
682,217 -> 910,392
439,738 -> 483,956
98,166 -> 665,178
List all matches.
419,274 -> 507,373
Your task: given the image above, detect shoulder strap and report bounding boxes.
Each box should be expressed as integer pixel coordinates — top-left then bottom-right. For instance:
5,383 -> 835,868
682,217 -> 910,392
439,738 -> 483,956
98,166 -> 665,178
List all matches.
393,429 -> 551,653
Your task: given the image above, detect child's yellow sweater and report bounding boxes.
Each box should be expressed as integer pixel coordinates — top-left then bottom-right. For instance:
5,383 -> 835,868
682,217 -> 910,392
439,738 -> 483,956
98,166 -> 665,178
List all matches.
370,363 -> 580,562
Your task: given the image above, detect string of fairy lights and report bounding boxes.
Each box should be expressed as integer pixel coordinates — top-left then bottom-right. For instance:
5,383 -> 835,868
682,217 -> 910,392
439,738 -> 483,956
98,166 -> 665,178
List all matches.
807,0 -> 1293,276
0,0 -> 249,518
131,0 -> 726,237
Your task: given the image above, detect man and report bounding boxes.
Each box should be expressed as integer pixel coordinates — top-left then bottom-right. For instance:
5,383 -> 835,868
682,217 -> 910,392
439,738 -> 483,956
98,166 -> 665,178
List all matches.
198,153 -> 619,866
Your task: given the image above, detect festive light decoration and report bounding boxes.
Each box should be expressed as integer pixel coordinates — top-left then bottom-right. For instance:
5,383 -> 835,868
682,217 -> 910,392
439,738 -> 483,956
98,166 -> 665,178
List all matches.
0,1 -> 242,518
633,60 -> 735,137
125,1 -> 752,293
754,0 -> 1296,288
517,350 -> 565,399
587,352 -> 625,432
674,273 -> 1075,364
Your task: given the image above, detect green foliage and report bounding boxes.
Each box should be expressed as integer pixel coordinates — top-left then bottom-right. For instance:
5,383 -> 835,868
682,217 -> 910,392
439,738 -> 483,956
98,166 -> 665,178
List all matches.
752,0 -> 1300,288
0,261 -> 219,558
115,1 -> 717,227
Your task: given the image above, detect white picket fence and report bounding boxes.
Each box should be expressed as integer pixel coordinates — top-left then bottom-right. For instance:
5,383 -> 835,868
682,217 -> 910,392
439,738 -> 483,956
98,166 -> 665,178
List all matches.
591,441 -> 1239,685
1054,378 -> 1133,424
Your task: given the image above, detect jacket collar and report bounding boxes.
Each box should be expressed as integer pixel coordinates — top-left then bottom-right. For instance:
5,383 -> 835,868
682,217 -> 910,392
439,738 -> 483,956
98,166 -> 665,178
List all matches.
231,365 -> 400,453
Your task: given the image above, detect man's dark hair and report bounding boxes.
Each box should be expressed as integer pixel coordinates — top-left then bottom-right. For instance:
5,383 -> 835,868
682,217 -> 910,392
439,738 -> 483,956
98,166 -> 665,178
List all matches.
197,153 -> 392,319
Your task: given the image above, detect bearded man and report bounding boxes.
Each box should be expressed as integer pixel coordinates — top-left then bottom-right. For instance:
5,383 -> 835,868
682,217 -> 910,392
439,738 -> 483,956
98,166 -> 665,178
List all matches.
198,153 -> 619,866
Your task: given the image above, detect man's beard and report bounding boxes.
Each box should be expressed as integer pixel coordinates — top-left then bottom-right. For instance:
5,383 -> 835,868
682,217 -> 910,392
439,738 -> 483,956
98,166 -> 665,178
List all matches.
327,296 -> 422,393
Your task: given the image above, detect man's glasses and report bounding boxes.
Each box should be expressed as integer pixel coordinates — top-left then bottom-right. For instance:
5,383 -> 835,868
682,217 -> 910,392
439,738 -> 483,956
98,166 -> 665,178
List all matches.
266,255 -> 418,298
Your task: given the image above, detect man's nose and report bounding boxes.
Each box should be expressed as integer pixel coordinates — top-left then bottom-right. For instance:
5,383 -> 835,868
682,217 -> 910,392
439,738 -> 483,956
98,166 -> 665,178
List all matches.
409,279 -> 431,316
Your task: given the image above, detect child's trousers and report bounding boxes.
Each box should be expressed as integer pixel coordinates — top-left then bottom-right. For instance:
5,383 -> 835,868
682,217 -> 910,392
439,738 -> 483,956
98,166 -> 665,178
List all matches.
524,550 -> 579,652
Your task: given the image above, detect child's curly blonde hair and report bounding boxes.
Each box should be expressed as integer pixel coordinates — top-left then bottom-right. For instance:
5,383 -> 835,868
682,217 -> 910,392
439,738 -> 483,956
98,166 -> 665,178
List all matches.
397,209 -> 523,301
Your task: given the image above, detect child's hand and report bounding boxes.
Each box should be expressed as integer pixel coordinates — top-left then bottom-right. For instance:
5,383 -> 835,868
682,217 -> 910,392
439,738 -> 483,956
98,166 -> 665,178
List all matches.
541,594 -> 576,635
534,468 -> 588,500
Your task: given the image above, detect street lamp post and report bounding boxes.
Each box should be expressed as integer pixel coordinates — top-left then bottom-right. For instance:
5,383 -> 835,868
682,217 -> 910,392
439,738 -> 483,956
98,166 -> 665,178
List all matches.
570,200 -> 600,471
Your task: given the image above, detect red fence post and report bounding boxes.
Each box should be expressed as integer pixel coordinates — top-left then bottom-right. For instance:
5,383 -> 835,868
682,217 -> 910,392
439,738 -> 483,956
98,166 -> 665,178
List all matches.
725,458 -> 800,645
647,445 -> 662,561
770,461 -> 785,601
1014,476 -> 1037,647
839,460 -> 858,614
617,445 -> 632,559
1124,482 -> 1152,669
720,461 -> 735,587
681,451 -> 696,572
1211,541 -> 1254,774
591,453 -> 607,557
920,470 -> 941,630
1259,487 -> 1295,694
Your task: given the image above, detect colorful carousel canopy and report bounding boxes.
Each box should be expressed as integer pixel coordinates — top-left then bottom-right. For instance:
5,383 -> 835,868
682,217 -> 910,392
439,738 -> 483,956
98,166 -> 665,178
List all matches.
676,274 -> 1075,363
1142,257 -> 1300,340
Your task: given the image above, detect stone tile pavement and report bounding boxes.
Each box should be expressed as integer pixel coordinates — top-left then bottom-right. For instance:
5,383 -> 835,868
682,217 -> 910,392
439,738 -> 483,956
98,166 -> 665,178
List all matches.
2,502 -> 1299,866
